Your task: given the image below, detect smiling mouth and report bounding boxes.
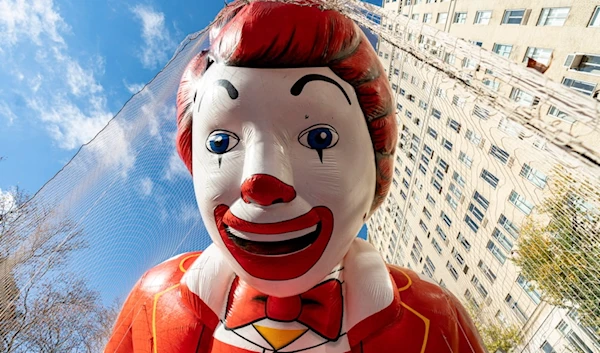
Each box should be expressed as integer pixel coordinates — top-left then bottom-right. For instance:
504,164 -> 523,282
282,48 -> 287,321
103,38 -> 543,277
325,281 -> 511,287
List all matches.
225,222 -> 322,256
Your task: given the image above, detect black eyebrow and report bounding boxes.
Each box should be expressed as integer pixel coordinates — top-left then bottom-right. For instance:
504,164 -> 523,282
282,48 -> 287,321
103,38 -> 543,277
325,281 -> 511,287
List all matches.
290,74 -> 351,105
215,79 -> 239,100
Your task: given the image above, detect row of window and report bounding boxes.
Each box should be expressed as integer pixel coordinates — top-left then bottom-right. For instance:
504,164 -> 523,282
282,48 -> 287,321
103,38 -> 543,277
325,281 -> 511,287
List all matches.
404,6 -> 600,28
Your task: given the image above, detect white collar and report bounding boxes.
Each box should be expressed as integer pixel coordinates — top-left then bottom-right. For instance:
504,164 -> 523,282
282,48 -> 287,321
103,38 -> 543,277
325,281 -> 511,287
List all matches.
181,238 -> 395,332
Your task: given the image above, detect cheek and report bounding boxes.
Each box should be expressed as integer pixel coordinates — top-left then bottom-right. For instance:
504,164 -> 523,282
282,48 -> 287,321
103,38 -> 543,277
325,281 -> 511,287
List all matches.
192,147 -> 245,207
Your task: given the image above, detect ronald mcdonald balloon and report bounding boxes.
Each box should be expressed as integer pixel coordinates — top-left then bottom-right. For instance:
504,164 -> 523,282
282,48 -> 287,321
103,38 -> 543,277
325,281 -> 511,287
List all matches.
106,1 -> 486,352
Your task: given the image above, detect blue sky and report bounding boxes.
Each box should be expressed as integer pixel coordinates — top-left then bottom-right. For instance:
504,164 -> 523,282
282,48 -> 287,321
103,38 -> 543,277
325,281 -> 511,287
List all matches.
0,0 -> 378,302
0,0 -> 381,193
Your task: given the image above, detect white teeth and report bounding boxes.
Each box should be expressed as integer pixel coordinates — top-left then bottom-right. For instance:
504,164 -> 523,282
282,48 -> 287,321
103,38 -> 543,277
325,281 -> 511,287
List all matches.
227,225 -> 318,242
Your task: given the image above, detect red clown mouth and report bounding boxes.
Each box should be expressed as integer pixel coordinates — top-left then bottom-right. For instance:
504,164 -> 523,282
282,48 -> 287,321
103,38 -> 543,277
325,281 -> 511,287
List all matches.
214,205 -> 333,281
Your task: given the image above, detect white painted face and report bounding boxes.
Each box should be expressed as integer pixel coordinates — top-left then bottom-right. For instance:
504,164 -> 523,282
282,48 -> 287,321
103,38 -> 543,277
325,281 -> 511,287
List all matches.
191,64 -> 376,297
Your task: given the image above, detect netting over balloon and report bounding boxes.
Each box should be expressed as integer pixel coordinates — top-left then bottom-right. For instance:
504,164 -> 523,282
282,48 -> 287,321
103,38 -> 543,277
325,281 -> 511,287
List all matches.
0,0 -> 598,352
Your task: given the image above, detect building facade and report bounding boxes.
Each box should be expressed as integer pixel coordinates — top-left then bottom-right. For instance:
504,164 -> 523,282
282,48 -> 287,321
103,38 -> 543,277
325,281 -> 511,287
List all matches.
368,1 -> 600,352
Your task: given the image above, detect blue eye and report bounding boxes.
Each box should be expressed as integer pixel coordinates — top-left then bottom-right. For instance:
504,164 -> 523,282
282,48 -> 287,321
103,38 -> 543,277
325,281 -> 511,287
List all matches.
205,130 -> 239,154
298,124 -> 339,150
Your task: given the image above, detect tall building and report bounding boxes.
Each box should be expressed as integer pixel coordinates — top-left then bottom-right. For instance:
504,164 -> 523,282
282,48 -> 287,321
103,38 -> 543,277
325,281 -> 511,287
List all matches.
368,1 -> 600,352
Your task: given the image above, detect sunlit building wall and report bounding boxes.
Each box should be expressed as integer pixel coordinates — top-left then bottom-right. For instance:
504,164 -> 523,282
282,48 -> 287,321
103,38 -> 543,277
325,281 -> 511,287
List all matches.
368,1 -> 600,352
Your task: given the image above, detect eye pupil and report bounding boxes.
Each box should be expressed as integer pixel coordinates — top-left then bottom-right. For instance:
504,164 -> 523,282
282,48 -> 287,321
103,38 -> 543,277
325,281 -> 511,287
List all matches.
308,128 -> 333,149
208,133 -> 231,153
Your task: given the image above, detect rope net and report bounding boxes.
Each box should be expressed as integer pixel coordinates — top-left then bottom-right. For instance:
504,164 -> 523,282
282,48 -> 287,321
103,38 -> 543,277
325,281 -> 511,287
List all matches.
0,1 -> 598,352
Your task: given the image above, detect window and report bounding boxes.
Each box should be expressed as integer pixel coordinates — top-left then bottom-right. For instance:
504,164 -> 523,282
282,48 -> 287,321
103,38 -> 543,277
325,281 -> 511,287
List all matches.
516,274 -> 542,305
468,203 -> 485,222
502,9 -> 526,25
464,215 -> 479,233
457,152 -> 472,169
492,43 -> 513,58
505,294 -> 529,322
384,53 -> 389,59
396,103 -> 403,112
457,233 -> 471,252
411,76 -> 419,86
412,13 -> 420,21
489,145 -> 510,164
492,228 -> 513,252
481,169 -> 499,189
442,138 -> 453,151
446,261 -> 459,280
452,172 -> 465,187
394,68 -> 400,75
520,164 -> 548,188
391,84 -> 398,92
432,238 -> 443,254
474,10 -> 491,25
565,54 -> 600,75
418,100 -> 428,110
423,13 -> 432,23
451,247 -> 465,266
419,219 -> 428,232
432,178 -> 443,194
452,95 -> 465,107
478,260 -> 496,283
435,88 -> 445,98
404,166 -> 412,177
589,6 -> 600,27
454,12 -> 467,24
509,190 -> 534,215
445,194 -> 458,210
510,88 -> 536,106
426,193 -> 436,206
482,78 -> 500,91
523,47 -> 553,66
405,110 -> 412,118
427,127 -> 438,139
402,72 -> 409,80
540,341 -> 556,353
402,178 -> 410,189
444,53 -> 456,65
441,211 -> 452,227
473,191 -> 489,210
448,119 -> 461,133
471,275 -> 488,298
423,207 -> 432,220
394,167 -> 401,177
538,7 -> 569,26
399,88 -> 406,96
498,214 -> 520,239
423,144 -> 433,157
431,108 -> 442,119
437,12 -> 448,24
487,240 -> 507,264
469,40 -> 483,47
418,164 -> 427,175
465,129 -> 482,145
562,77 -> 596,96
435,225 -> 447,241
449,183 -> 462,198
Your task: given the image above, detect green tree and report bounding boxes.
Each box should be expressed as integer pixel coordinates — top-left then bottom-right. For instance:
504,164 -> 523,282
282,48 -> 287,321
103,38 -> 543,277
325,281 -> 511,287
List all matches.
466,302 -> 523,353
512,165 -> 600,333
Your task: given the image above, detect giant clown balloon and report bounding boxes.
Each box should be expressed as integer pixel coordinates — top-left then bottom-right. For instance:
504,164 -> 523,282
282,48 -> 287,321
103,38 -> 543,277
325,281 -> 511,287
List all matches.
105,1 -> 486,352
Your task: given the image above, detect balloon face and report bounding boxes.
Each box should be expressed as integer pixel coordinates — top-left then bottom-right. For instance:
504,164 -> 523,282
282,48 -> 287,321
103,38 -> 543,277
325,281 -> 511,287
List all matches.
191,64 -> 376,296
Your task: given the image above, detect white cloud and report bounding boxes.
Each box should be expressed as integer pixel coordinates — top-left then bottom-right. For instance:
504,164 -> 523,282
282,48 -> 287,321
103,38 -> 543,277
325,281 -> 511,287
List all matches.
27,96 -> 112,149
0,100 -> 17,125
86,119 -> 135,178
179,203 -> 200,224
65,59 -> 103,97
164,150 -> 190,181
140,177 -> 153,196
0,0 -> 68,47
0,188 -> 15,215
124,80 -> 145,95
131,5 -> 176,69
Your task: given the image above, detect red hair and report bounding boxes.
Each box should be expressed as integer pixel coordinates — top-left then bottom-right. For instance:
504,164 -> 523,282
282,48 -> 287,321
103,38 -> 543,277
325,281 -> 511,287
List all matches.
176,0 -> 397,214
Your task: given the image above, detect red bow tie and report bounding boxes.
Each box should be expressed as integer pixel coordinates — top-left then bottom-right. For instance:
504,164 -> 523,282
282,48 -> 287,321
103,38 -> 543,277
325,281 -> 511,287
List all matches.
225,278 -> 343,340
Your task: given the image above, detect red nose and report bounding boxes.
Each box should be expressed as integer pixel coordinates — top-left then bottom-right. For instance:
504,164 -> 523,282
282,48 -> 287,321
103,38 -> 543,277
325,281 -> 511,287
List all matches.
241,174 -> 296,206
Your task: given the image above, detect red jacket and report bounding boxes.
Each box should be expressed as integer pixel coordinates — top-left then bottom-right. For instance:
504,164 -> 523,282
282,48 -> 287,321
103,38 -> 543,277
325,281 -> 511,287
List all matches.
106,252 -> 486,353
